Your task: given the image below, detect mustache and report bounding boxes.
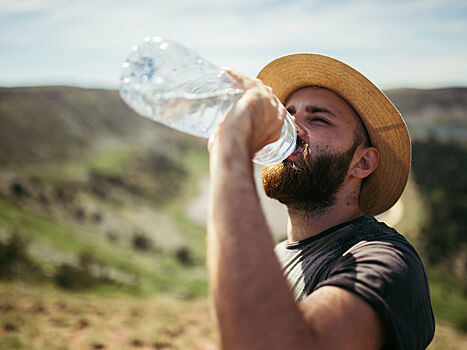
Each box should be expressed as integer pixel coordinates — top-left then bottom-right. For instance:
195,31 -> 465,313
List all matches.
296,135 -> 306,149
286,136 -> 312,168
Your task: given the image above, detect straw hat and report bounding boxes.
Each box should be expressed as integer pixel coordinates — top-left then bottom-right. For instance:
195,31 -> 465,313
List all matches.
257,53 -> 411,216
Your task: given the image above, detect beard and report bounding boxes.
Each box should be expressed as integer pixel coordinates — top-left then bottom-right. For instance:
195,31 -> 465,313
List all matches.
261,137 -> 359,213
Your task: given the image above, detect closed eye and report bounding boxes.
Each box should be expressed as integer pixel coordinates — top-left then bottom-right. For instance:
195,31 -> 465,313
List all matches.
308,117 -> 330,125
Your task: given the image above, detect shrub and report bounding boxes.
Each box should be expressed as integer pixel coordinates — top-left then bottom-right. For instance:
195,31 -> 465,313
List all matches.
54,263 -> 97,289
132,233 -> 153,251
54,252 -> 112,290
0,233 -> 42,280
457,313 -> 467,333
175,246 -> 194,266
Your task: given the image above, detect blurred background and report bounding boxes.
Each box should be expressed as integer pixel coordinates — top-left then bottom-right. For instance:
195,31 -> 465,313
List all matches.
0,0 -> 466,349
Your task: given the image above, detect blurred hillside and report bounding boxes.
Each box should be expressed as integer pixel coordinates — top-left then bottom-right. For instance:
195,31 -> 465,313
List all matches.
386,87 -> 467,141
0,86 -> 466,349
0,86 -> 210,297
0,87 -> 206,166
387,88 -> 467,259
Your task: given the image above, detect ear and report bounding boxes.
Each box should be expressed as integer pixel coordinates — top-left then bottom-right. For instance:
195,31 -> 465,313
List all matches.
349,146 -> 379,179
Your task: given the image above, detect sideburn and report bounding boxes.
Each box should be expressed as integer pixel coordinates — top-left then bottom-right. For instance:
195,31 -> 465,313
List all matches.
261,141 -> 359,213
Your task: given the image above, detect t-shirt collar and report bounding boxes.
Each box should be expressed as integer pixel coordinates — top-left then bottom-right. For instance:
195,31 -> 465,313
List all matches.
286,215 -> 370,249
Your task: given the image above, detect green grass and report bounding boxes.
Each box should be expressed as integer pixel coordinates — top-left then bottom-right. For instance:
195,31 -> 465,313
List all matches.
0,200 -> 93,255
85,148 -> 134,176
0,199 -> 207,297
178,148 -> 209,178
17,148 -> 133,181
0,335 -> 26,350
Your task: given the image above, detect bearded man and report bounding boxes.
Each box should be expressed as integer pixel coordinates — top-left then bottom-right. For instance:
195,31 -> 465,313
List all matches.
207,54 -> 435,350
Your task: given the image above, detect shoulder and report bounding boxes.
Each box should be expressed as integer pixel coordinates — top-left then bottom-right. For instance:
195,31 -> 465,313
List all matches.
317,231 -> 435,349
335,216 -> 428,288
339,233 -> 431,299
345,235 -> 424,276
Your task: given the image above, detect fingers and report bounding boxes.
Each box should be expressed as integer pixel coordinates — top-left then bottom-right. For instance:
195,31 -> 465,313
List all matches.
223,68 -> 263,91
217,68 -> 286,153
223,68 -> 278,106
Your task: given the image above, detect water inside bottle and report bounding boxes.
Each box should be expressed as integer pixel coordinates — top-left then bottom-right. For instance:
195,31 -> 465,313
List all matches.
121,89 -> 243,138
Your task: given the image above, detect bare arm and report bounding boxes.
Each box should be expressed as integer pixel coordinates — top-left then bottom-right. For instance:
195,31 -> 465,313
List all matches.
207,71 -> 384,350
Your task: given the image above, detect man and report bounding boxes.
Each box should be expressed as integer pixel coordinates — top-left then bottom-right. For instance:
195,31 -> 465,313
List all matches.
207,54 -> 435,350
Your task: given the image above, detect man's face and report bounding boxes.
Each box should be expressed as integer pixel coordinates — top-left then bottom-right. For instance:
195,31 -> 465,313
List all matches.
261,86 -> 363,212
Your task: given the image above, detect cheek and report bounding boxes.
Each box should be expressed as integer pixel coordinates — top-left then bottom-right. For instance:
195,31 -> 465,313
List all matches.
326,126 -> 356,152
302,122 -> 356,153
305,129 -> 346,152
302,126 -> 332,142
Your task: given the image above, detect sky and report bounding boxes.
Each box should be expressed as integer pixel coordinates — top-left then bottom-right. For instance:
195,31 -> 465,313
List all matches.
1,0 -> 466,90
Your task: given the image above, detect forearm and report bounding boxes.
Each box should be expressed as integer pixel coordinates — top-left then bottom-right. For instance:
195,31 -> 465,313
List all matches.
207,132 -> 314,350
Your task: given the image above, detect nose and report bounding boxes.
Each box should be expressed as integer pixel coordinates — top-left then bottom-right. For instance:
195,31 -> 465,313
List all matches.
296,124 -> 305,137
291,115 -> 306,136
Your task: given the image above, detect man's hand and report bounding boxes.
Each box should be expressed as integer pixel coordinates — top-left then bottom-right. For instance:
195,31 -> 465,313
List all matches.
210,69 -> 286,157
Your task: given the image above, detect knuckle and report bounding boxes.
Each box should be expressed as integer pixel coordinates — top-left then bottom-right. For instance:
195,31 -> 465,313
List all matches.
247,89 -> 262,101
252,77 -> 261,84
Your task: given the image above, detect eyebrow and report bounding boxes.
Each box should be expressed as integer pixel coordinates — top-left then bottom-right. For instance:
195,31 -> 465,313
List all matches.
305,105 -> 337,118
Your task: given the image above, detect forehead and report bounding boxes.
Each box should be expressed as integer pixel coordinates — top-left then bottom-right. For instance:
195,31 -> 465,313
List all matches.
285,86 -> 359,122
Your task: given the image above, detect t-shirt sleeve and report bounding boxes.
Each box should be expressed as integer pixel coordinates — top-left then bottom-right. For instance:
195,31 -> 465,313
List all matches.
315,238 -> 435,350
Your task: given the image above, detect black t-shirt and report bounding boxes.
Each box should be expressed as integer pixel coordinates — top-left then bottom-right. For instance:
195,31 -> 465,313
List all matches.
274,216 -> 435,350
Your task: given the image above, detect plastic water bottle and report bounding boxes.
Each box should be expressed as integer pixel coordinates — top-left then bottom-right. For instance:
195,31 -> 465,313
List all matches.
119,36 -> 296,165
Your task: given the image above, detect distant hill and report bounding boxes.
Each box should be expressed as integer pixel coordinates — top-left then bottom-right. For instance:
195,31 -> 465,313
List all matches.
386,87 -> 467,116
386,87 -> 467,141
0,86 -> 204,167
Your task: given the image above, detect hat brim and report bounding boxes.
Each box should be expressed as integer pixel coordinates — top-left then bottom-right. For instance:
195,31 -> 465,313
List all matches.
257,53 -> 411,216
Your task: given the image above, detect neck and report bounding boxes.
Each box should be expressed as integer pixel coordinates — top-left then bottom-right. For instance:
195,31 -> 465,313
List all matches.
286,186 -> 364,242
